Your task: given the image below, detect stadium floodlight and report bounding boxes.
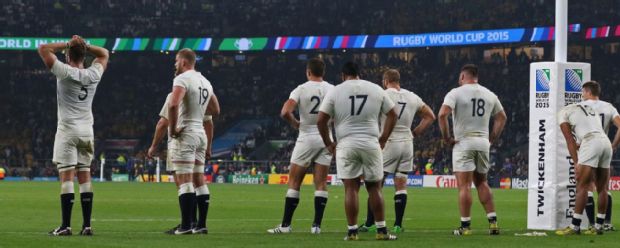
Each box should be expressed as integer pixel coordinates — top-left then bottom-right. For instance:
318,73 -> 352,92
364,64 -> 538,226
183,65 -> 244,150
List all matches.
527,0 -> 592,230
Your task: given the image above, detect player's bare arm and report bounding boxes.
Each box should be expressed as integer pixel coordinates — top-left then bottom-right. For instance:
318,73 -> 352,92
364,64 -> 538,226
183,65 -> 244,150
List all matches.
37,41 -> 70,69
380,108 -> 398,149
612,115 -> 620,151
87,40 -> 110,70
204,119 -> 214,160
317,111 -> 335,154
560,122 -> 579,165
413,105 -> 436,137
280,99 -> 300,130
206,94 -> 220,116
489,110 -> 507,145
438,104 -> 455,146
148,117 -> 169,158
169,86 -> 186,138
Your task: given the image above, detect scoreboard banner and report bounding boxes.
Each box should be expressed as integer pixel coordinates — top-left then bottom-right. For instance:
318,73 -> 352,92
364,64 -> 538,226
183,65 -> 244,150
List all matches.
527,62 -> 591,231
0,24 -> 592,52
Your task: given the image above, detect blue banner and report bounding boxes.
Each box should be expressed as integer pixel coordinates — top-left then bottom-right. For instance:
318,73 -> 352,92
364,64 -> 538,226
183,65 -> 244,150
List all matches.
384,175 -> 423,187
375,28 -> 526,48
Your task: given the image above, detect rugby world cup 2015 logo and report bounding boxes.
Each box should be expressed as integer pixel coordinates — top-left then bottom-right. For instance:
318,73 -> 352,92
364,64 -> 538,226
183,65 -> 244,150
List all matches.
536,69 -> 550,92
535,69 -> 550,108
565,69 -> 583,92
564,69 -> 583,105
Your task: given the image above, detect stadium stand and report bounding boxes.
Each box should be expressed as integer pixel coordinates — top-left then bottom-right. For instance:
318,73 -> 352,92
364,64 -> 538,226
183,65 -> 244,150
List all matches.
1,0 -> 619,185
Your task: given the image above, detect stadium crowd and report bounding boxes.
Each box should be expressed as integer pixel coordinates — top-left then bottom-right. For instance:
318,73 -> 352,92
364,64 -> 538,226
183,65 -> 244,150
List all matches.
2,0 -> 619,38
1,1 -> 620,183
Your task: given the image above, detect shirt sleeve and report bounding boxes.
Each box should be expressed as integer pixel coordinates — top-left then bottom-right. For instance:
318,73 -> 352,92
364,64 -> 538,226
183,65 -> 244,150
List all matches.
288,86 -> 301,103
442,90 -> 456,109
558,106 -> 570,124
173,76 -> 188,89
84,62 -> 104,84
159,96 -> 170,119
380,91 -> 396,114
203,115 -> 213,121
50,60 -> 70,79
413,93 -> 425,113
611,105 -> 620,119
318,89 -> 335,116
491,95 -> 504,115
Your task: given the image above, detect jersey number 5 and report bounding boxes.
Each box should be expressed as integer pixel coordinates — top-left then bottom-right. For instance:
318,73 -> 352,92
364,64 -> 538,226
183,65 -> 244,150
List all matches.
198,87 -> 210,105
78,86 -> 88,101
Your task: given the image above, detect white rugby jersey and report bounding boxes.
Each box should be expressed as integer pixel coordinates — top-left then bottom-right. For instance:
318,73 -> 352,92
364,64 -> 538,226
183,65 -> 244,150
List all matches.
559,102 -> 607,141
319,79 -> 395,149
288,81 -> 334,137
442,83 -> 503,151
380,87 -> 425,142
51,60 -> 104,136
160,93 -> 212,122
172,70 -> 213,132
584,99 -> 619,134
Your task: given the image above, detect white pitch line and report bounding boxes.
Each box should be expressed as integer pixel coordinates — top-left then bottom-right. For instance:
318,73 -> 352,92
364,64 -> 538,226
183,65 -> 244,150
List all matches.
92,218 -> 414,222
0,229 -> 528,235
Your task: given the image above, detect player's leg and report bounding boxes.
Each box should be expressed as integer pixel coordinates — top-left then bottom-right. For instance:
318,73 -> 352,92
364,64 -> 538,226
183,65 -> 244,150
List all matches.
268,163 -> 305,233
585,182 -> 596,228
164,149 -> 182,234
336,147 -> 368,240
364,147 -> 396,240
603,149 -> 614,231
472,151 -> 498,235
175,169 -> 194,234
593,167 -> 610,233
342,178 -> 361,240
363,142 -> 397,233
284,163 -> 305,225
454,171 -> 473,235
171,136 -> 198,235
605,191 -> 614,230
50,168 -> 76,236
452,150 -> 475,235
558,164 -> 593,235
77,170 -> 93,235
392,143 -> 413,233
192,160 -> 209,234
392,172 -> 408,233
311,161 -> 330,233
76,138 -> 95,235
49,133 -> 76,236
269,141 -> 313,234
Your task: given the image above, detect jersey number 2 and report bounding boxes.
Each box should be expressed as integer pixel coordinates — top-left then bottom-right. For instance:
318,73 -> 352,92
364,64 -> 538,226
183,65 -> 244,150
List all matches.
309,96 -> 320,114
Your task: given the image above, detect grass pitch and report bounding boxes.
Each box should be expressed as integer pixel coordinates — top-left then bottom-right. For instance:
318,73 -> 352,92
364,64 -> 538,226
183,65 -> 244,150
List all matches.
0,181 -> 618,247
